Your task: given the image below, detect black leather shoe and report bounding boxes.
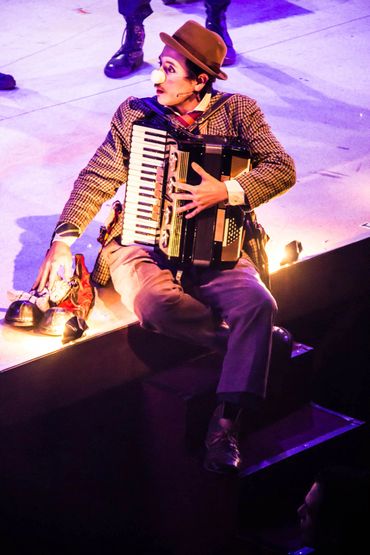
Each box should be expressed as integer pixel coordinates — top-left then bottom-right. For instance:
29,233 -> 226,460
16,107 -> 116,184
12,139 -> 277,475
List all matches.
104,46 -> 144,78
0,72 -> 16,90
221,43 -> 236,67
204,406 -> 242,474
5,300 -> 42,328
104,22 -> 145,79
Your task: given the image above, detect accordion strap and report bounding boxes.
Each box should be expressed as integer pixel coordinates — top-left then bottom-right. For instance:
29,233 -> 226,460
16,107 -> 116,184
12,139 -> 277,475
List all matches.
141,93 -> 235,137
188,93 -> 234,132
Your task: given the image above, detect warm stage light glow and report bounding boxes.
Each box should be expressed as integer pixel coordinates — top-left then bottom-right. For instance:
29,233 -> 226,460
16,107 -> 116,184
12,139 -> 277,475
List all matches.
280,240 -> 303,266
38,307 -> 75,336
15,332 -> 62,359
266,241 -> 286,273
266,239 -> 303,273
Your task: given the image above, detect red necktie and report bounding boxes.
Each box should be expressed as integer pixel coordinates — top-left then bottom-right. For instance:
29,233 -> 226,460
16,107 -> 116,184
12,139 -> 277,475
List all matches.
172,110 -> 202,128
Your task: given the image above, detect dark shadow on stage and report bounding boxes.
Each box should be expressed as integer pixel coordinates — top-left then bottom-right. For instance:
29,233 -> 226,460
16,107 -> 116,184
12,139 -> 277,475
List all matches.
11,215 -> 101,292
170,0 -> 312,28
236,55 -> 370,133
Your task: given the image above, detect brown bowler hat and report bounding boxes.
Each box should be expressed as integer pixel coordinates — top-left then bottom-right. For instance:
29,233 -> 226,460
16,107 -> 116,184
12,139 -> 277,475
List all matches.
160,20 -> 228,80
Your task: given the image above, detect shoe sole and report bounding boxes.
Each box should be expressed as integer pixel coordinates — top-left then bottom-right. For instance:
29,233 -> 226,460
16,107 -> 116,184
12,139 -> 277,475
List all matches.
4,318 -> 35,328
222,56 -> 236,67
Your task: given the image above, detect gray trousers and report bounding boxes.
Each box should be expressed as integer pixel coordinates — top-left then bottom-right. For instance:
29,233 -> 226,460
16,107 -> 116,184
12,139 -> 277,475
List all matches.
103,241 -> 277,409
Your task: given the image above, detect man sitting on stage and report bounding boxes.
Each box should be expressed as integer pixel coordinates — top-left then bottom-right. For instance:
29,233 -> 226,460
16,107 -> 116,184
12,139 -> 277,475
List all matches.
33,20 -> 296,474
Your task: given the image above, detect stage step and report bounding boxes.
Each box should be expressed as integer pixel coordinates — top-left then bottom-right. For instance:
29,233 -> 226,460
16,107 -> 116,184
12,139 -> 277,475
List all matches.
1,231 -> 369,554
0,323 -> 366,555
142,337 -> 314,451
237,407 -> 366,555
137,342 -> 365,555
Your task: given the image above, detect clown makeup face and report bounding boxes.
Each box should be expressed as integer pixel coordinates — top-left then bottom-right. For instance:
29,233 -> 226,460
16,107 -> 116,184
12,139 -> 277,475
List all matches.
153,46 -> 208,114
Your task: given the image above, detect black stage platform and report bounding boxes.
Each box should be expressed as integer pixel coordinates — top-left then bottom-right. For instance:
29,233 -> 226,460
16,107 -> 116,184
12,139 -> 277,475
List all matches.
0,237 -> 369,554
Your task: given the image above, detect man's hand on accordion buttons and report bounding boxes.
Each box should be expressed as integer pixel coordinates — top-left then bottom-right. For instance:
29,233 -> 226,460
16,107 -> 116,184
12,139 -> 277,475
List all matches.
173,162 -> 228,219
33,241 -> 73,293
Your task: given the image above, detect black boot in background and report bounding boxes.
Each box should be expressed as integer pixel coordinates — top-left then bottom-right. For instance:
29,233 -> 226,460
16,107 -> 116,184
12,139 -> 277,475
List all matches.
104,18 -> 145,78
0,72 -> 16,90
205,3 -> 236,66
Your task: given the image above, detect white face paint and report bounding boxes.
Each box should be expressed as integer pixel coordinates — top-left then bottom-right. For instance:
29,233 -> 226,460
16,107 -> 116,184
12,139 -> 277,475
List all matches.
153,46 -> 202,114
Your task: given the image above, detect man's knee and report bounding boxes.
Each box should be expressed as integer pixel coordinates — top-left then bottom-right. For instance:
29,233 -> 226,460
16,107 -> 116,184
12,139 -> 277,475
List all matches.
258,288 -> 278,317
133,284 -> 181,331
232,285 -> 277,321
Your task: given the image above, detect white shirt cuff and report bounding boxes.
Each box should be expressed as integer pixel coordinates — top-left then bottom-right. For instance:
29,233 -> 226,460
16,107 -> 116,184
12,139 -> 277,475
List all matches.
224,179 -> 245,205
51,222 -> 81,247
52,235 -> 77,247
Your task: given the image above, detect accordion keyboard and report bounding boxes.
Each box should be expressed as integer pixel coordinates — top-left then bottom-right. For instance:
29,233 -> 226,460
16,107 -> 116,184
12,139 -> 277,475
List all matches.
121,123 -> 174,246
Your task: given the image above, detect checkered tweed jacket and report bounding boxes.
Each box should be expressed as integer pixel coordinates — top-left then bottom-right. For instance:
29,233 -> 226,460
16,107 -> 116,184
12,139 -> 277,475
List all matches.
57,91 -> 296,286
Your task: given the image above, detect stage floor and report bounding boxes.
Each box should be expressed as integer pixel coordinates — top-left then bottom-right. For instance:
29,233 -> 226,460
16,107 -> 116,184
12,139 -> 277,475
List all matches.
1,0 -> 369,372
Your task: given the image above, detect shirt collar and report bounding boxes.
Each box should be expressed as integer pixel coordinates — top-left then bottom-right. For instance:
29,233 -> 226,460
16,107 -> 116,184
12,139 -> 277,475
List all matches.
194,92 -> 212,112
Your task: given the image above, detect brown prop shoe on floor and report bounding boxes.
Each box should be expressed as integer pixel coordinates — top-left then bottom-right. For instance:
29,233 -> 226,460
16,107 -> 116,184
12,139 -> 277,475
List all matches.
37,253 -> 94,338
38,307 -> 75,336
62,316 -> 88,344
5,300 -> 42,328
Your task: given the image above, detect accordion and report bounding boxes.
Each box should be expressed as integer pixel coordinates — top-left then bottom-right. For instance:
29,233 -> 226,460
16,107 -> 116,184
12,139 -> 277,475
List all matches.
121,121 -> 251,267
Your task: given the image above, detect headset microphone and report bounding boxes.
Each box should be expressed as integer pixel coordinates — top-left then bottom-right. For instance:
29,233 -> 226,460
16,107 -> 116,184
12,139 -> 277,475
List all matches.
176,90 -> 195,97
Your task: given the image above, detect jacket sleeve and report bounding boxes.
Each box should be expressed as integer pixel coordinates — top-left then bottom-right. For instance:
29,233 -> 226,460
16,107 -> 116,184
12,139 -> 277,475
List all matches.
57,97 -> 137,235
234,96 -> 296,210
